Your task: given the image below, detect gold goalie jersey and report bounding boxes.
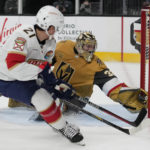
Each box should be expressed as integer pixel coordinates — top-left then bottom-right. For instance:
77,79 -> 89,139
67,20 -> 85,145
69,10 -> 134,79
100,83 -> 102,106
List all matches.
53,40 -> 126,100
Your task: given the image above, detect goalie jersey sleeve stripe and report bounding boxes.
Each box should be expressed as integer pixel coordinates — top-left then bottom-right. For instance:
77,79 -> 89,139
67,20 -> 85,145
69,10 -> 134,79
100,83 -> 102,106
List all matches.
94,68 -> 117,89
94,69 -> 125,96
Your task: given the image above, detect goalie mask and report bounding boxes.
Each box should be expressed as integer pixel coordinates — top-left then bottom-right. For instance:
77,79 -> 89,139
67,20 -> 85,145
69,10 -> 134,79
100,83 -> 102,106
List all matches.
75,32 -> 97,62
36,5 -> 64,39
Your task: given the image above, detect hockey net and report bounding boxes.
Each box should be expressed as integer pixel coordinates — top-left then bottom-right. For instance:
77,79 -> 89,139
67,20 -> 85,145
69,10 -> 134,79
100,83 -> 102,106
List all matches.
141,8 -> 150,118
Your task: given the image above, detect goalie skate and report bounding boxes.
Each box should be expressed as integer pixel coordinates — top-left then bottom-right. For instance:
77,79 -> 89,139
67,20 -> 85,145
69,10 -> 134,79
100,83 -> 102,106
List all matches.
59,122 -> 84,144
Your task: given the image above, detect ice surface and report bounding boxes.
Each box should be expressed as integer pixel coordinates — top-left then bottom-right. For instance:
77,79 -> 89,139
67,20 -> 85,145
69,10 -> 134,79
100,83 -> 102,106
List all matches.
0,62 -> 150,150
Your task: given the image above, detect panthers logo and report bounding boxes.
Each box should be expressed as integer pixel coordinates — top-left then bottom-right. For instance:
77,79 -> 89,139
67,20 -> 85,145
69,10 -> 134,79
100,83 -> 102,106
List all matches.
56,62 -> 74,82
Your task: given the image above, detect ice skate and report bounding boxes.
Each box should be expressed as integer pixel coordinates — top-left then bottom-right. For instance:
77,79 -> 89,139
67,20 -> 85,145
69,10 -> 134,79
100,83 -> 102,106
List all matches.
59,122 -> 84,144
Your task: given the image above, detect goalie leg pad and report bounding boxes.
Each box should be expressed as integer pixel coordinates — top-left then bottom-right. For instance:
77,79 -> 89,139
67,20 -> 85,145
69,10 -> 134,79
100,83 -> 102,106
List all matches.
8,98 -> 33,108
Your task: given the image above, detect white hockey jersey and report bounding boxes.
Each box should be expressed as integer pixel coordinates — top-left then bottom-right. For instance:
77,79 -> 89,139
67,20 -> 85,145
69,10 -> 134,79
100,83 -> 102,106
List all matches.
0,25 -> 56,81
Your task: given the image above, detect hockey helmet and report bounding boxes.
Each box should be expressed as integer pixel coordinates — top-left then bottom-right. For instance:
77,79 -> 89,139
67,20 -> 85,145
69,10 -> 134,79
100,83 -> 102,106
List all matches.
75,32 -> 97,62
36,5 -> 64,33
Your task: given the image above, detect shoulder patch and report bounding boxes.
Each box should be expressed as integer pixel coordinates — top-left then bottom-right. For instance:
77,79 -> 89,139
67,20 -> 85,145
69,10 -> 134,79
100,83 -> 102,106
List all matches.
13,37 -> 26,51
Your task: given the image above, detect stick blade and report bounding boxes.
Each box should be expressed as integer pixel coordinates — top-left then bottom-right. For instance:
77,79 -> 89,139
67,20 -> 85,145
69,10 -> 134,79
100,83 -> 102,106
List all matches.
129,118 -> 150,135
131,108 -> 147,127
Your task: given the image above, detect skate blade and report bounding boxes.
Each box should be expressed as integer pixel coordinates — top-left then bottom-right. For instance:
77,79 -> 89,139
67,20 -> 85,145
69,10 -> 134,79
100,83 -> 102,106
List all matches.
76,140 -> 86,146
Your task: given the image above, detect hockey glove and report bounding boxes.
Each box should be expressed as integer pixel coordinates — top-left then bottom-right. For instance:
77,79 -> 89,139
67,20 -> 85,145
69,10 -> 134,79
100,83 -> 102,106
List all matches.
53,81 -> 76,100
38,63 -> 56,84
118,87 -> 148,113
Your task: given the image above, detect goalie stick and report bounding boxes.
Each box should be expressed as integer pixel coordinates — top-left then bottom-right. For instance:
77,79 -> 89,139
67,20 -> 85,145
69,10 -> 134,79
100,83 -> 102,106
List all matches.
75,96 -> 147,127
62,99 -> 130,135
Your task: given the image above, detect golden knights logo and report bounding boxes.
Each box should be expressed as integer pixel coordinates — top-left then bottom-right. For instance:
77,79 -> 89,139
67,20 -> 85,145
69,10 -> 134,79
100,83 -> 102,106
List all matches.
130,17 -> 149,59
130,18 -> 141,53
55,62 -> 74,82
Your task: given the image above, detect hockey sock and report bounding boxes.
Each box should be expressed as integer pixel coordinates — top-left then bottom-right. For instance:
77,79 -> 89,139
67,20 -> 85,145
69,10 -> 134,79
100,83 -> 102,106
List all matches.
31,88 -> 65,129
40,101 -> 66,129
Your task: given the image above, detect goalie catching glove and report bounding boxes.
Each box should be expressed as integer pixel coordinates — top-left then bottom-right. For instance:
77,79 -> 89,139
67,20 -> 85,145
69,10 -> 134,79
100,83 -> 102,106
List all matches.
117,87 -> 148,113
38,63 -> 75,100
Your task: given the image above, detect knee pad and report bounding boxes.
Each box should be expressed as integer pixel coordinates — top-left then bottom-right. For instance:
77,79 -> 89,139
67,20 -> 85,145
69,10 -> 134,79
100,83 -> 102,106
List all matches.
31,88 -> 54,112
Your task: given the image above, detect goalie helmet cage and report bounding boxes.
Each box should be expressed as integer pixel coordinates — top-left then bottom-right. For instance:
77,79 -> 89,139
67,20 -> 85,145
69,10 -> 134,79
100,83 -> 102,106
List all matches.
141,8 -> 150,118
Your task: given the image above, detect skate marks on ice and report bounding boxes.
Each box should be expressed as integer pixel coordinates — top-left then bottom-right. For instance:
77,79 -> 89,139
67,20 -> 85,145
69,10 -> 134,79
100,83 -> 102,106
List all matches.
0,118 -> 150,150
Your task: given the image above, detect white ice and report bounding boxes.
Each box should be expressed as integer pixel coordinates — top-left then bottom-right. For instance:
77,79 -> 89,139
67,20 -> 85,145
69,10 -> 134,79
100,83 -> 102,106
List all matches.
0,62 -> 150,150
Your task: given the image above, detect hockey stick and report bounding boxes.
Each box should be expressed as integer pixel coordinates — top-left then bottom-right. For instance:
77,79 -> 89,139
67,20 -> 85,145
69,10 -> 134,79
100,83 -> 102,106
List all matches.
62,99 -> 130,135
75,96 -> 147,127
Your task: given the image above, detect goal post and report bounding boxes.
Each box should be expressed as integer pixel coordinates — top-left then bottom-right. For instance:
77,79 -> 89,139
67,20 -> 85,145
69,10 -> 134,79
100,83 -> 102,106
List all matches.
141,8 -> 150,118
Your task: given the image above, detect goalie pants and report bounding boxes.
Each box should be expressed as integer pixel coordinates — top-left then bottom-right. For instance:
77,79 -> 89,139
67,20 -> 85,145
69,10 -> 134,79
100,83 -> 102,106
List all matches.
0,79 -> 40,105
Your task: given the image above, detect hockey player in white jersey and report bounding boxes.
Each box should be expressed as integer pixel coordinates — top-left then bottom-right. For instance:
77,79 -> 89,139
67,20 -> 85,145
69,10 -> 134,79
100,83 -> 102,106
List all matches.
0,5 -> 83,143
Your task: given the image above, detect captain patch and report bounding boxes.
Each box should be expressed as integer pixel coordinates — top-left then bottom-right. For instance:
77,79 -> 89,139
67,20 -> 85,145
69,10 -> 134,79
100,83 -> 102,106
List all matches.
13,37 -> 26,51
